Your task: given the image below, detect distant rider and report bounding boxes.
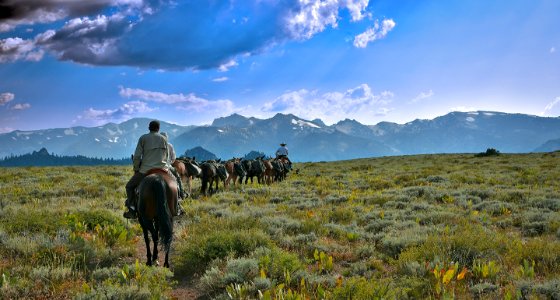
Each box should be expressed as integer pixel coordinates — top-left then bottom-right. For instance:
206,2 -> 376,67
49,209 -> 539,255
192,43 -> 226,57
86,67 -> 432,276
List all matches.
124,120 -> 169,219
161,132 -> 186,214
275,143 -> 292,165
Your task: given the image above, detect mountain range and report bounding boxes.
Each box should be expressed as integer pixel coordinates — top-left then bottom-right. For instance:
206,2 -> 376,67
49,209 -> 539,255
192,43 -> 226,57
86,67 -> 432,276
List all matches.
1,111 -> 559,162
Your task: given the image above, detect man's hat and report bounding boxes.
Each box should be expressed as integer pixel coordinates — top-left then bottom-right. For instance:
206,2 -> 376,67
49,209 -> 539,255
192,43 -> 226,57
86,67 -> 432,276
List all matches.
280,143 -> 286,146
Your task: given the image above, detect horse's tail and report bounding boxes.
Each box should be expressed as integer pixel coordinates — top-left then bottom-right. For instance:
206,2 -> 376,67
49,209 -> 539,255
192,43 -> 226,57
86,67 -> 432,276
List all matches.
153,175 -> 173,252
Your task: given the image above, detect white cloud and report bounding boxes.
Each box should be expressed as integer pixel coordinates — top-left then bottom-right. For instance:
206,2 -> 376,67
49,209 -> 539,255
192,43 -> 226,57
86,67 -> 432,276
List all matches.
375,107 -> 392,116
0,127 -> 14,134
212,76 -> 229,82
343,0 -> 370,21
450,106 -> 477,112
353,18 -> 395,48
283,0 -> 371,40
218,60 -> 238,72
0,93 -> 15,105
0,37 -> 44,62
551,47 -> 556,54
261,83 -> 393,124
119,86 -> 235,113
543,97 -> 560,116
11,103 -> 31,110
285,0 -> 341,40
79,100 -> 154,125
410,90 -> 434,103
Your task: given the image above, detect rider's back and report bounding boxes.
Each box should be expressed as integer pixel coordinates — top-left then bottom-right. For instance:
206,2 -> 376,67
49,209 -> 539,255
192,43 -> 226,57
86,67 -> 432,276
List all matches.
134,132 -> 168,174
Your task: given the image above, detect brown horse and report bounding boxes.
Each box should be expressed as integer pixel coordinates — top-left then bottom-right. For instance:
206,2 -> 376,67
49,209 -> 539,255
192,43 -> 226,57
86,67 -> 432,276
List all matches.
224,158 -> 246,188
174,157 -> 202,196
277,157 -> 292,181
262,159 -> 275,185
137,169 -> 177,267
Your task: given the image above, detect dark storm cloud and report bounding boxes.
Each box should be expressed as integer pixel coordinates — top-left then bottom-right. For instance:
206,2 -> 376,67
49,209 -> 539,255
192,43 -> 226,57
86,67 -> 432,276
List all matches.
36,14 -> 132,65
0,0 -> 142,23
1,1 -> 372,70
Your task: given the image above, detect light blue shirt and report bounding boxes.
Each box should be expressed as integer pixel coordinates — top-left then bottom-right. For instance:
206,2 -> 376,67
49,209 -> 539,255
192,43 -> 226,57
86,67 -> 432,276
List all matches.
276,146 -> 288,156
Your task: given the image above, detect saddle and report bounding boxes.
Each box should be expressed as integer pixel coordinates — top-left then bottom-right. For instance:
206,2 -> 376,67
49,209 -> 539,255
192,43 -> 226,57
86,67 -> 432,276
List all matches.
145,168 -> 169,177
134,168 -> 173,201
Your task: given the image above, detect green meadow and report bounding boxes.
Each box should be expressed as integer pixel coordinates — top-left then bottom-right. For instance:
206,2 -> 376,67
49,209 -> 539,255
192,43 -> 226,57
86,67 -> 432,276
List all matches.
1,153 -> 559,299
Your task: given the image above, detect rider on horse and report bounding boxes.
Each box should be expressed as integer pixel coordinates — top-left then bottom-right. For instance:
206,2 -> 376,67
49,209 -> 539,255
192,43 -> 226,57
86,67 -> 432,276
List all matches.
161,132 -> 186,198
275,142 -> 292,166
124,120 -> 177,219
161,132 -> 186,215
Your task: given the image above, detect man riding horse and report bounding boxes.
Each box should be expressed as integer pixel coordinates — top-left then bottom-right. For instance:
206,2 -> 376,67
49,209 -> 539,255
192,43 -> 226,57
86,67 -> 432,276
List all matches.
161,132 -> 186,215
124,120 -> 183,219
275,142 -> 292,166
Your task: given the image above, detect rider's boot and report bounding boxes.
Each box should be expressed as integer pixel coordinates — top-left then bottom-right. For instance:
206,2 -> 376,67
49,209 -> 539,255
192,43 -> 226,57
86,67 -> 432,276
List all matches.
176,200 -> 185,216
123,194 -> 137,219
175,181 -> 186,216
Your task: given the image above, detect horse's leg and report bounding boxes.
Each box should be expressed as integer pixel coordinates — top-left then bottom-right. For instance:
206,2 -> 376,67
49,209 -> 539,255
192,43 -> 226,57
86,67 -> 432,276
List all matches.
187,176 -> 192,196
164,247 -> 170,268
152,219 -> 159,266
201,178 -> 207,196
225,174 -> 231,188
140,220 -> 153,266
163,227 -> 170,268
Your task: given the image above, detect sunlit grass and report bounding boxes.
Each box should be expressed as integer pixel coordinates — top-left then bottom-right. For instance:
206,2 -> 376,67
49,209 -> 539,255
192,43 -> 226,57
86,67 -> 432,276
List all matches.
1,153 -> 559,298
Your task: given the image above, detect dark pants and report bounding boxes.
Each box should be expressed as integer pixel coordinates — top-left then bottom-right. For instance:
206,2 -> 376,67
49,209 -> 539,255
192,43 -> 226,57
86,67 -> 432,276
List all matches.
169,166 -> 184,197
125,172 -> 146,208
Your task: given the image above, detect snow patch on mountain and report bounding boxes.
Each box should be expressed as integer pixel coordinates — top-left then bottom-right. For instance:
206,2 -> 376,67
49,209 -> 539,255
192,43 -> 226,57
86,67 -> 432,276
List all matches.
64,129 -> 77,135
292,119 -> 320,128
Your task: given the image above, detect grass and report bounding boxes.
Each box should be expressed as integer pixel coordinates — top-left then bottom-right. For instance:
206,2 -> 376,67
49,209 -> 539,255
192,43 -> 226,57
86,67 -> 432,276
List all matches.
1,153 -> 559,299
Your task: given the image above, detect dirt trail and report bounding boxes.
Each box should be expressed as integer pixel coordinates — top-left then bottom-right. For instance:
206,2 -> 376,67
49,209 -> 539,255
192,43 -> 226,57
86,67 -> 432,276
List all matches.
134,228 -> 204,299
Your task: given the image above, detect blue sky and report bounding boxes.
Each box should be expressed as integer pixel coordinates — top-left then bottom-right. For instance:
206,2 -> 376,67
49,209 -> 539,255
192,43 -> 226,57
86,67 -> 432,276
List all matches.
0,0 -> 559,132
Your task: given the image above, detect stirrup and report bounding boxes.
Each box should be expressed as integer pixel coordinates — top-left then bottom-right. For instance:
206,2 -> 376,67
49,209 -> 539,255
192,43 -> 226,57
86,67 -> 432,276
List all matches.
123,209 -> 137,219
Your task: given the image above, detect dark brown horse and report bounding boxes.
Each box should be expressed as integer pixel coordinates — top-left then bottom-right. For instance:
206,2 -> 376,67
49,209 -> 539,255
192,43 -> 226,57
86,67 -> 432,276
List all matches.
241,158 -> 265,184
277,157 -> 292,181
137,169 -> 177,267
200,161 -> 219,196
